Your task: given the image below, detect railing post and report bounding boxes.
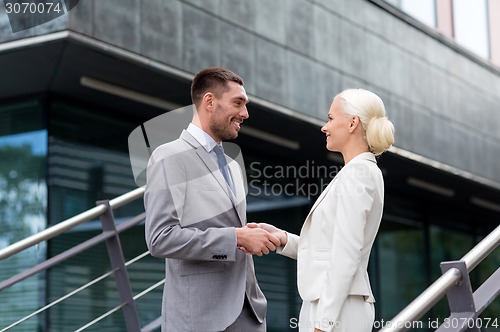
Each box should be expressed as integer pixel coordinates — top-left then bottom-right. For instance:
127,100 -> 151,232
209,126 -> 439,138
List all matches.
436,260 -> 479,332
379,225 -> 499,332
98,200 -> 141,332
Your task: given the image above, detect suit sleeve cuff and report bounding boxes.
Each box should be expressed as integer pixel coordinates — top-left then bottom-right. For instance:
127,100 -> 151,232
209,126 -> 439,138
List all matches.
277,232 -> 299,260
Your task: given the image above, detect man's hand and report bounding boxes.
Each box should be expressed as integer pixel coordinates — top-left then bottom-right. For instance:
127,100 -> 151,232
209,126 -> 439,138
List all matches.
247,222 -> 288,246
235,226 -> 281,256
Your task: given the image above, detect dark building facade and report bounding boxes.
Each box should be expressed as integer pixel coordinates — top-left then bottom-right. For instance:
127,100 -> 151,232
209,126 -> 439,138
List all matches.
0,0 -> 499,331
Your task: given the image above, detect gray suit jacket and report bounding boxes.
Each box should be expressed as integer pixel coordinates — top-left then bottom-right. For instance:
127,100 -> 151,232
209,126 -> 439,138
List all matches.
144,130 -> 266,331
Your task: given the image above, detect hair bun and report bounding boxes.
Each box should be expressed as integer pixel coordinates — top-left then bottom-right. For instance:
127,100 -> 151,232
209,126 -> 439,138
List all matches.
366,116 -> 394,156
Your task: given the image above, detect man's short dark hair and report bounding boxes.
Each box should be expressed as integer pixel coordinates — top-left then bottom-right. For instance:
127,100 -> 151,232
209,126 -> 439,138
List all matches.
191,67 -> 244,106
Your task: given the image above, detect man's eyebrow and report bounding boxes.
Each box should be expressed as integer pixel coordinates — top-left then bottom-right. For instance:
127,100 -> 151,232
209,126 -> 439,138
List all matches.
233,96 -> 248,102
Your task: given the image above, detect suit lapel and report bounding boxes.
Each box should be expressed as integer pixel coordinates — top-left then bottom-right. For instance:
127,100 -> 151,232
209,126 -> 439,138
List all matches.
303,152 -> 377,223
196,147 -> 235,198
301,153 -> 377,230
180,130 -> 239,206
228,160 -> 246,226
304,177 -> 337,222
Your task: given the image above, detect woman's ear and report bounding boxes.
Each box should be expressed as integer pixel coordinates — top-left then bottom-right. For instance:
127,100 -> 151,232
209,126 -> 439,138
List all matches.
349,116 -> 360,133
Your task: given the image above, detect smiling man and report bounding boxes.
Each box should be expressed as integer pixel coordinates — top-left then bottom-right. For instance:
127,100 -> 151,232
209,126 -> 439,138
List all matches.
144,67 -> 280,331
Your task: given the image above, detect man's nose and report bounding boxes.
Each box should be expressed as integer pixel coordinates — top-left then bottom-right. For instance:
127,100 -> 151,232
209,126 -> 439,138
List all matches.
240,107 -> 249,119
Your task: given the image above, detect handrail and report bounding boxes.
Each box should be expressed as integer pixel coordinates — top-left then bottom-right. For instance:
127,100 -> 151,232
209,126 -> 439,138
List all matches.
1,251 -> 153,332
1,184 -> 498,332
379,224 -> 500,332
0,212 -> 146,292
0,187 -> 145,261
462,224 -> 500,272
1,268 -> 119,332
0,188 -> 148,331
378,269 -> 462,331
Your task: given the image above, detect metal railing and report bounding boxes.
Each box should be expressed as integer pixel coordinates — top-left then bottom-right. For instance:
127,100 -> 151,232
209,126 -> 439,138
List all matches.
379,224 -> 500,332
1,184 -> 498,332
0,187 -> 144,261
0,186 -> 165,332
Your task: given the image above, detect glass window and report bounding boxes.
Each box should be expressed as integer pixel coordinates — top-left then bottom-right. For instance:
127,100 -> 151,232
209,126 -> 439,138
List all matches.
245,152 -> 319,331
0,100 -> 47,332
474,234 -> 500,324
428,225 -> 474,322
376,221 -> 427,320
46,100 -> 150,330
48,100 -> 143,223
386,0 -> 437,28
453,0 -> 489,58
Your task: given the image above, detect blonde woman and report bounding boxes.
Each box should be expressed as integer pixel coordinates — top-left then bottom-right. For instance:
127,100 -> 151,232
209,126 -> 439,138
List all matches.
254,89 -> 394,332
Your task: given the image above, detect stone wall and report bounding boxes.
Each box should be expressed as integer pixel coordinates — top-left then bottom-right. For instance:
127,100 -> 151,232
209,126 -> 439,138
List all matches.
1,0 -> 499,183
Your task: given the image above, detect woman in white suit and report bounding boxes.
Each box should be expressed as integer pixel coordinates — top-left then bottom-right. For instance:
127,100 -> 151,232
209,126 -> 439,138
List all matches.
254,89 -> 394,332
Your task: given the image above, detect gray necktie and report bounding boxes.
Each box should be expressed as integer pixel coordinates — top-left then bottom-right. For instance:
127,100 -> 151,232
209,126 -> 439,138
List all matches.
213,145 -> 234,192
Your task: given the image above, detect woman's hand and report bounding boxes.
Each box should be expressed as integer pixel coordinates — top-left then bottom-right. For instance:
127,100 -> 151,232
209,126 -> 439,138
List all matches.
247,222 -> 288,246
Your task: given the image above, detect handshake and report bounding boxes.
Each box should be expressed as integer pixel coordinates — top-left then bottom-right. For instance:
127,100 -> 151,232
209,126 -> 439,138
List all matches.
235,223 -> 288,256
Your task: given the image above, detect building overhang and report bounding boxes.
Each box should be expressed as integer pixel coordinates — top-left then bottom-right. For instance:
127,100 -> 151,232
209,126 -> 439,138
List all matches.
1,31 -> 499,232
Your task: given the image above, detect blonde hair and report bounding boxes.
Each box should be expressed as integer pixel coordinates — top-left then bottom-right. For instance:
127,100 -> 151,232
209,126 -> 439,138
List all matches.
337,89 -> 395,156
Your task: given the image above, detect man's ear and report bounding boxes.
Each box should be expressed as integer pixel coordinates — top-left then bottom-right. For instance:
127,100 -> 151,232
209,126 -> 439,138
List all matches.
203,92 -> 214,112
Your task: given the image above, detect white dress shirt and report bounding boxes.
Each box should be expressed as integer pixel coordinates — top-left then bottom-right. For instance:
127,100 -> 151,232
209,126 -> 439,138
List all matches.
187,123 -> 235,191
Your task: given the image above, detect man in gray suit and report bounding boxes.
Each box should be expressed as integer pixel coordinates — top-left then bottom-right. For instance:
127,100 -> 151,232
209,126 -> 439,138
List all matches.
145,67 -> 280,331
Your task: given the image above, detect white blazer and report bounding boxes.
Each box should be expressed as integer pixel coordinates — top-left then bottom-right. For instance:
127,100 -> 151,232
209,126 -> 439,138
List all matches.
278,152 -> 384,325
